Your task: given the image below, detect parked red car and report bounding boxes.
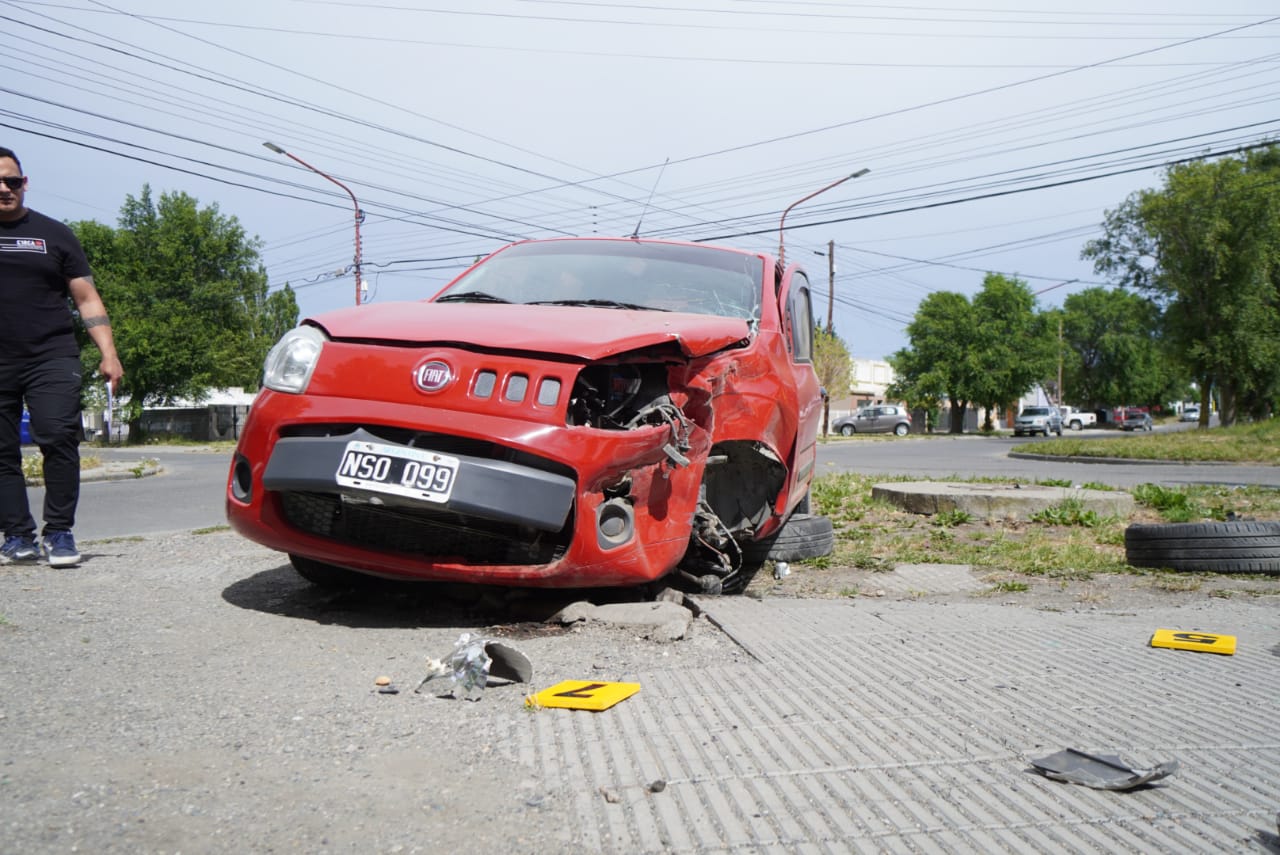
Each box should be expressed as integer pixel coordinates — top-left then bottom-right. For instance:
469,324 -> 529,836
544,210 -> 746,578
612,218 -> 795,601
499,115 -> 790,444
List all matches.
226,237 -> 833,593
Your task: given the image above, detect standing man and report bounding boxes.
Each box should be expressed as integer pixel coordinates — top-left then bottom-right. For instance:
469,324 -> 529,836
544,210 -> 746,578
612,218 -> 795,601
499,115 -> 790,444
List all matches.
0,146 -> 123,567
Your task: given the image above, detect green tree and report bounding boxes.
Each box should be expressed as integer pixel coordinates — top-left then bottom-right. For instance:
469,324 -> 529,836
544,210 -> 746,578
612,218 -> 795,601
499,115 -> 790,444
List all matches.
889,291 -> 980,434
71,186 -> 297,437
890,275 -> 1054,433
812,326 -> 853,436
969,273 -> 1055,431
1059,287 -> 1178,410
1083,145 -> 1280,425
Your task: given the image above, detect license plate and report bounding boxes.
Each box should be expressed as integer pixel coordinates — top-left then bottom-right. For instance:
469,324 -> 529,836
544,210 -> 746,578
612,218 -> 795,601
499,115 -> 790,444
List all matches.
334,440 -> 460,504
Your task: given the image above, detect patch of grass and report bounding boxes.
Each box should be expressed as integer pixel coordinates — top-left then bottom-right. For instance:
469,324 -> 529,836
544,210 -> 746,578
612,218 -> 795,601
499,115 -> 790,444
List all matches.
1035,478 -> 1073,488
1150,574 -> 1203,593
22,452 -> 110,484
837,587 -> 860,598
1016,416 -> 1280,464
85,535 -> 146,545
933,508 -> 972,528
192,525 -> 231,535
988,580 -> 1030,593
1030,498 -> 1107,528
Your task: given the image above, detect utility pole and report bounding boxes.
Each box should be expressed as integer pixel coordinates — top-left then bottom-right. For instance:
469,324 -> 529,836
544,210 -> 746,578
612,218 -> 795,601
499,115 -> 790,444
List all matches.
263,141 -> 366,306
827,240 -> 835,332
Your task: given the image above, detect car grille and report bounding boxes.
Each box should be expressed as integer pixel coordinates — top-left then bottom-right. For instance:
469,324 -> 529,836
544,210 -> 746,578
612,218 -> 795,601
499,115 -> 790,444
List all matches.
279,491 -> 569,566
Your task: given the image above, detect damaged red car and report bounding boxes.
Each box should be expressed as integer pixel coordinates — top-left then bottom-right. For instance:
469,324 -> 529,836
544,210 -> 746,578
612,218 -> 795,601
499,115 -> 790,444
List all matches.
226,237 -> 833,593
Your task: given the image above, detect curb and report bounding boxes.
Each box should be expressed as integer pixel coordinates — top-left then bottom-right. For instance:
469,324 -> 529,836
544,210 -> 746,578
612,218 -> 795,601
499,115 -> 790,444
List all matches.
24,462 -> 163,487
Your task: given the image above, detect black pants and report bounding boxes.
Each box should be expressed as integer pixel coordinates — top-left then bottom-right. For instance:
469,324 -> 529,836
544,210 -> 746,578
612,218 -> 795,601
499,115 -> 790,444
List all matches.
0,356 -> 83,538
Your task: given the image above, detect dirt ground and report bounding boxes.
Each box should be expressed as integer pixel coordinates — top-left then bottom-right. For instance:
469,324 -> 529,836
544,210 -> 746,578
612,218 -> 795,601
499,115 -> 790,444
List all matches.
748,559 -> 1280,611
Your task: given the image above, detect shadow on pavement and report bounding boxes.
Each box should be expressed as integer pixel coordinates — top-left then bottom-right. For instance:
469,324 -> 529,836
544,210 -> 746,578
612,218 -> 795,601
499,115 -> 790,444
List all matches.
220,563 -> 645,635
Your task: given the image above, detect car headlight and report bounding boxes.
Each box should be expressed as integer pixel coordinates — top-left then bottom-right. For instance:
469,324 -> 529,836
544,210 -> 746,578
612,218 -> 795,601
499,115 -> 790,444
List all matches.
263,325 -> 326,394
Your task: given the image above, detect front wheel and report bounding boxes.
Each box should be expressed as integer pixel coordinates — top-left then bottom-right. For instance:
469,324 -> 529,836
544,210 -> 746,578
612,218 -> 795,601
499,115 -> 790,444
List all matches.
840,424 -> 855,436
1070,420 -> 1082,431
893,423 -> 909,437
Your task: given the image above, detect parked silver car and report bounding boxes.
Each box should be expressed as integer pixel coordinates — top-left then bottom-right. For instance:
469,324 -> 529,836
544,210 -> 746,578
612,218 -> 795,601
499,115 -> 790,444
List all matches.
1122,408 -> 1154,431
832,405 -> 912,436
1013,406 -> 1063,437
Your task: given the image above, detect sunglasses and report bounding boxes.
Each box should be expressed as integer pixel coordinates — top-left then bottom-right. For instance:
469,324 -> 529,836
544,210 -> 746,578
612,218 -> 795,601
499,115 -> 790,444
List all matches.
1,176 -> 25,191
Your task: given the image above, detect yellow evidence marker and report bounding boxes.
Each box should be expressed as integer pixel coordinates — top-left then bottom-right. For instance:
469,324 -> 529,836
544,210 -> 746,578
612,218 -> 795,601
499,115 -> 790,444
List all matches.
531,680 -> 641,711
1150,628 -> 1237,655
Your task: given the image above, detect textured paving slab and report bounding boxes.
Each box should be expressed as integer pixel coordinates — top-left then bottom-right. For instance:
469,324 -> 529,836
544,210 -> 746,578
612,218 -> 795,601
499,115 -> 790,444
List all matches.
873,481 -> 1135,519
524,596 -> 1280,853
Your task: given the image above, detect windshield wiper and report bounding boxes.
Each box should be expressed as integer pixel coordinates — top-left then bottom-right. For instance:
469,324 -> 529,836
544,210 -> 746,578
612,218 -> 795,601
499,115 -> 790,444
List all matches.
526,299 -> 668,311
435,291 -> 511,304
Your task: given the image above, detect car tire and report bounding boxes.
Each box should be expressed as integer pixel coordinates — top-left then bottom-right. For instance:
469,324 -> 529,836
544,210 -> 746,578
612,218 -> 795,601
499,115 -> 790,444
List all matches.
840,424 -> 854,436
893,423 -> 909,437
740,513 -> 836,565
1124,521 -> 1280,574
1070,420 -> 1082,431
289,554 -> 374,588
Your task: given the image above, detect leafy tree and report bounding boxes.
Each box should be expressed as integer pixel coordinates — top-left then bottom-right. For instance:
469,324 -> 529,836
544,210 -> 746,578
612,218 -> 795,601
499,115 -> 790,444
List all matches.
1083,145 -> 1280,425
889,291 -> 980,434
890,275 -> 1054,433
969,273 -> 1055,430
812,326 -> 853,436
71,186 -> 297,437
1059,287 -> 1179,410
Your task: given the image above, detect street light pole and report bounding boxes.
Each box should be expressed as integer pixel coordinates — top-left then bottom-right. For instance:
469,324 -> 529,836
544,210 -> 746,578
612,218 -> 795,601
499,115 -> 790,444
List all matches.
778,168 -> 869,267
263,141 -> 365,306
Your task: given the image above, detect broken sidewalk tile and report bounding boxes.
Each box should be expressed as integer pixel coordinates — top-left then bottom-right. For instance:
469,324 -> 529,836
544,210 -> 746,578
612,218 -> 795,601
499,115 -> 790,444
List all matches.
530,679 -> 641,711
414,633 -> 533,700
1150,628 -> 1237,655
1029,748 -> 1179,791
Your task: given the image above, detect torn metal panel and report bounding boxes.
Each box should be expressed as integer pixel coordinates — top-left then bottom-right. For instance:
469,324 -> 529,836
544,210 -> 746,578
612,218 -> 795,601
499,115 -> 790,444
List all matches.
1030,748 -> 1179,791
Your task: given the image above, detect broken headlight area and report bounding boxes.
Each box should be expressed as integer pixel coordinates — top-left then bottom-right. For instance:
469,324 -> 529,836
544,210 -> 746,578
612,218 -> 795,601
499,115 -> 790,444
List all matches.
568,360 -> 694,468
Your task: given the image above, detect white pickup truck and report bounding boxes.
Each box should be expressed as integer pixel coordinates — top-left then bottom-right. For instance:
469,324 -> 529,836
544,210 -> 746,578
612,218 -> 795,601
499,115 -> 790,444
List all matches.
1058,406 -> 1097,431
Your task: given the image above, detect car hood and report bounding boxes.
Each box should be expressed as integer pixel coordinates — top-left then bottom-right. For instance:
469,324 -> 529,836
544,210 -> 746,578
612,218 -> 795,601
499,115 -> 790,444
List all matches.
307,301 -> 752,360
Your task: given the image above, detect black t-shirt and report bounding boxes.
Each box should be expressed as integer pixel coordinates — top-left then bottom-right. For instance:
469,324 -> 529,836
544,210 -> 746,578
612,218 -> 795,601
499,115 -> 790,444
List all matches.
0,208 -> 93,360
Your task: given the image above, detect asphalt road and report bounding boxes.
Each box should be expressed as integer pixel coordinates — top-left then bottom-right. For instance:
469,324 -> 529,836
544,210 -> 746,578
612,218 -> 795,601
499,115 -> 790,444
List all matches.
27,430 -> 1279,542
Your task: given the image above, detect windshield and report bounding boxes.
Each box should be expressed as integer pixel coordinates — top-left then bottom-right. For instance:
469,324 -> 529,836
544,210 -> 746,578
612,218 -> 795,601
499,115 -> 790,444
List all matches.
435,240 -> 764,322
1022,408 -> 1051,416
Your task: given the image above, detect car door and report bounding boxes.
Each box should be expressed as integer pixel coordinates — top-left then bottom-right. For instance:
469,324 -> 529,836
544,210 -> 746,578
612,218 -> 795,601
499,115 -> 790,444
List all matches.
777,269 -> 823,506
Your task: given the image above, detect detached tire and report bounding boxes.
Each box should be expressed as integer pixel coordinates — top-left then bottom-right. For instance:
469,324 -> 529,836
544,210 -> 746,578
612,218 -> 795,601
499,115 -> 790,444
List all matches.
741,513 -> 835,565
1124,521 -> 1280,574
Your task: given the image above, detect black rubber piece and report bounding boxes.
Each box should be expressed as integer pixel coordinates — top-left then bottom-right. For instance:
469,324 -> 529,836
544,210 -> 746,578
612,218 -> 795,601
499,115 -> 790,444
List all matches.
741,513 -> 836,564
1124,521 -> 1280,574
289,554 -> 373,588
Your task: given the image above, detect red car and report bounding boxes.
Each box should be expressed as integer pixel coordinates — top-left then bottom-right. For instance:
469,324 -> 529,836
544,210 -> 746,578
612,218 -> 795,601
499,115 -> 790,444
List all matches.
226,237 -> 833,593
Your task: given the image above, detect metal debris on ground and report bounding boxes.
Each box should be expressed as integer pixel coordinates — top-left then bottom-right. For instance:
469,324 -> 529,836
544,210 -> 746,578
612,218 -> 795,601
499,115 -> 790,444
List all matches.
413,633 -> 533,701
1029,748 -> 1179,791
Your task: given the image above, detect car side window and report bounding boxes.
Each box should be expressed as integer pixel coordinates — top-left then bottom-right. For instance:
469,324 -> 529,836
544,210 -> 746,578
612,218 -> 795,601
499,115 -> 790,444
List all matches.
787,274 -> 816,363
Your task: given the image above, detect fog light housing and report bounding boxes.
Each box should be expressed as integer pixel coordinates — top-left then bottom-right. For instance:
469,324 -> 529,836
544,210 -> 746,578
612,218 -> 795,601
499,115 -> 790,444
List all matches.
231,454 -> 253,503
595,498 -> 634,549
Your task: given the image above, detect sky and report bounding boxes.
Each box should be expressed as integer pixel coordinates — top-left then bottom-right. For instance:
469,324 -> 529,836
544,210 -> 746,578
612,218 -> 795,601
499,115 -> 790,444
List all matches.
4,0 -> 1278,361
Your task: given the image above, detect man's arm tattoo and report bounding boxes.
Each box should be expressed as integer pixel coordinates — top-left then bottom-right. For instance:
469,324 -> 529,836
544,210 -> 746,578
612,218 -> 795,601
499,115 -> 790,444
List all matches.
82,315 -> 111,329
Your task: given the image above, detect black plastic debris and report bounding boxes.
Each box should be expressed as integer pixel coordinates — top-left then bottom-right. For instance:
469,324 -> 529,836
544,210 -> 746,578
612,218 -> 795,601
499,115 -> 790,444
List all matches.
1029,748 -> 1179,791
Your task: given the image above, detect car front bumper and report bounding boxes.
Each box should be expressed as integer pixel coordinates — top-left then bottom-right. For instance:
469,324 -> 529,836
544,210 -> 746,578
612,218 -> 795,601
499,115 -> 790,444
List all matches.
225,390 -> 707,587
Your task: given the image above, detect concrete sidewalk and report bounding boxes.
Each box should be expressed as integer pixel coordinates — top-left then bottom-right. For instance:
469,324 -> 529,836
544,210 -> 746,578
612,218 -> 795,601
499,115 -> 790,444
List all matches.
530,594 -> 1280,853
